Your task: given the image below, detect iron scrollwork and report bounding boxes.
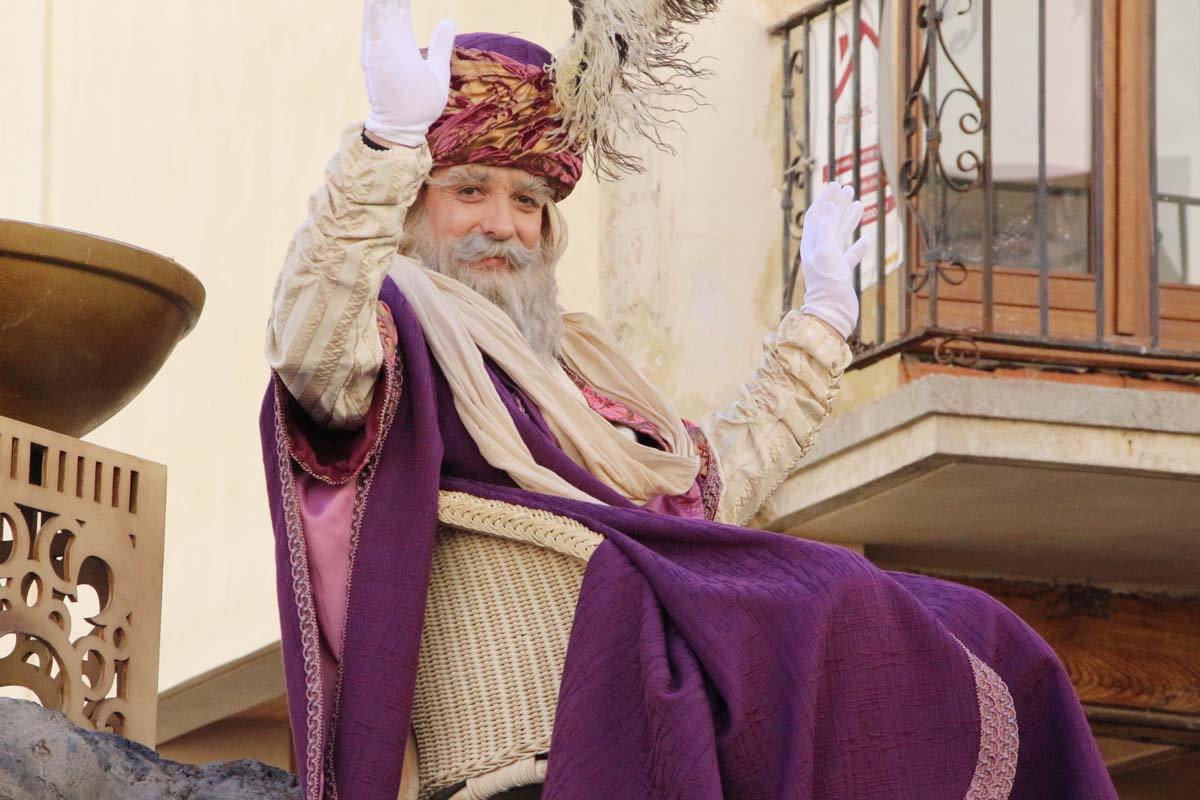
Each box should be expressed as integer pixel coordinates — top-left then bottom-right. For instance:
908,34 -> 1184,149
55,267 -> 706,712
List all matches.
897,0 -> 990,349
779,0 -> 990,357
898,0 -> 986,201
906,258 -> 968,293
782,38 -> 813,313
933,329 -> 983,367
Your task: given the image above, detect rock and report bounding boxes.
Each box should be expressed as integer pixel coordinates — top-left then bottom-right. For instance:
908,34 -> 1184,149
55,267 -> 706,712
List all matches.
0,698 -> 300,800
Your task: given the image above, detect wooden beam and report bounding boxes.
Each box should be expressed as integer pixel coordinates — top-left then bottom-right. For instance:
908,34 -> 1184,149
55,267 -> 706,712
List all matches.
1086,705 -> 1200,749
1095,737 -> 1186,775
156,641 -> 286,745
939,577 -> 1200,746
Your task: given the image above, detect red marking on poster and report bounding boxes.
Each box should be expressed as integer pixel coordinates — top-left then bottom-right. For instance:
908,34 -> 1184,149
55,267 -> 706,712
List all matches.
834,21 -> 880,101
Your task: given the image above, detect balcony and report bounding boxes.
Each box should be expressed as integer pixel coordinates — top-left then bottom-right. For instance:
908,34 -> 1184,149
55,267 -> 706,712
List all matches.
770,1 -> 1200,781
769,0 -> 1200,572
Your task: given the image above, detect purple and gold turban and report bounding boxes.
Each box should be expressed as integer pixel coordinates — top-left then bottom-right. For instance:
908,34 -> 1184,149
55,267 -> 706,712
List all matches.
427,33 -> 584,201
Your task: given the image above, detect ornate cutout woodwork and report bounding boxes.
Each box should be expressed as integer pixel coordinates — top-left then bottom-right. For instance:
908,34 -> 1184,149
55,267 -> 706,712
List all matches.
0,415 -> 165,746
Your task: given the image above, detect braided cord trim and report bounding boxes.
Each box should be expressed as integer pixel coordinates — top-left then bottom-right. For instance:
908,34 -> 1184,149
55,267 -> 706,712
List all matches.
956,637 -> 1019,800
274,384 -> 326,800
436,491 -> 604,561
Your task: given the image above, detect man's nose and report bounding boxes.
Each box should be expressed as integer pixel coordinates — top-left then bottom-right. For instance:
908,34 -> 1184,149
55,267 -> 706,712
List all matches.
478,197 -> 516,241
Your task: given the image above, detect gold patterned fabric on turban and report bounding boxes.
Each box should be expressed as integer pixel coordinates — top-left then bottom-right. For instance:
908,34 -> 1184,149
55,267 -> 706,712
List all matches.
427,47 -> 585,201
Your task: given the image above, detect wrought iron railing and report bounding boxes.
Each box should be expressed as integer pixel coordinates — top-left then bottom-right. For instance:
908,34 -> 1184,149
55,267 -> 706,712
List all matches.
773,0 -> 1199,369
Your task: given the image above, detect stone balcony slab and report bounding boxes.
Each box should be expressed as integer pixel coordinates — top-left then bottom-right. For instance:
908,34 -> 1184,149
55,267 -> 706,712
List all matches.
754,375 -> 1200,593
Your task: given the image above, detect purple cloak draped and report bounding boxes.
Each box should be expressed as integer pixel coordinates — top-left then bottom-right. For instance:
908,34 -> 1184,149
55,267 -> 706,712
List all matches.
260,278 -> 1117,800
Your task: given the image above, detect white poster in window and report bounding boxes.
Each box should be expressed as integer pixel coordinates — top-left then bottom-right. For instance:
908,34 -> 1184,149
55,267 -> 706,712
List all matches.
806,0 -> 902,291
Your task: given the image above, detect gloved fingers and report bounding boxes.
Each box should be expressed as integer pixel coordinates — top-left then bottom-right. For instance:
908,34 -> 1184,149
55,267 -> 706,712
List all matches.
817,199 -> 842,245
846,233 -> 874,268
799,200 -> 827,249
837,183 -> 856,208
373,0 -> 415,48
425,18 -> 457,80
812,181 -> 842,211
802,183 -> 851,262
362,0 -> 383,39
806,200 -> 845,278
392,0 -> 418,48
820,182 -> 852,222
363,0 -> 414,58
839,200 -> 864,244
362,0 -> 384,59
834,185 -> 856,239
824,182 -> 856,234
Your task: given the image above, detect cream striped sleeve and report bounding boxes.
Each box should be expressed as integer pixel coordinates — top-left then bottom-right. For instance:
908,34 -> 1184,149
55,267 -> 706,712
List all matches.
265,123 -> 432,430
699,311 -> 853,526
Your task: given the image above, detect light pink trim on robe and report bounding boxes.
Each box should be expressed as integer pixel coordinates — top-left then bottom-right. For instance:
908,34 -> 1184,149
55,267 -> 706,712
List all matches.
296,472 -> 357,748
299,475 -> 357,662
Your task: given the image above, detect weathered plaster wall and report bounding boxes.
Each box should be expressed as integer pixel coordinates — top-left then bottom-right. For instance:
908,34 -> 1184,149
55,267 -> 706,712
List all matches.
601,0 -> 800,420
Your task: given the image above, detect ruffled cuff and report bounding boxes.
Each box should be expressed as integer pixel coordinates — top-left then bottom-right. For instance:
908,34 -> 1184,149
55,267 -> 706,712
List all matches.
702,311 -> 853,525
275,302 -> 402,484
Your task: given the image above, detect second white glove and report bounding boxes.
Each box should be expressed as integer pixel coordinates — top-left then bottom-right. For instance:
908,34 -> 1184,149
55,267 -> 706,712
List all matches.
361,0 -> 457,147
798,182 -> 874,339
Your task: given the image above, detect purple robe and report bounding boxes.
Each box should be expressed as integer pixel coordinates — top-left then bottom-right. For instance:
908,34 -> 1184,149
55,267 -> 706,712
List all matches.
260,278 -> 1116,800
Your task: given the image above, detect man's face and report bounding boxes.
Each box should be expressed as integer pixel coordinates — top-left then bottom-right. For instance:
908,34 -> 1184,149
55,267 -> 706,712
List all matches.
422,164 -> 549,264
400,163 -> 564,363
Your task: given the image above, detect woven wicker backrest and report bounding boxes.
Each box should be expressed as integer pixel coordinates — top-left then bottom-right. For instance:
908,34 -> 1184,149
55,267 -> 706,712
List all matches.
412,492 -> 603,799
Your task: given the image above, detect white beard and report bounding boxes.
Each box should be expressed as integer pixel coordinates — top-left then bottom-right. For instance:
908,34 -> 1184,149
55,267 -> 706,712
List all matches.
401,202 -> 565,365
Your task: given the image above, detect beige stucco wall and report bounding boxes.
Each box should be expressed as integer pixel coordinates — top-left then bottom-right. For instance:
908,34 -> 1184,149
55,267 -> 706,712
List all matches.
602,0 -> 800,420
0,2 -> 47,223
0,0 -> 799,691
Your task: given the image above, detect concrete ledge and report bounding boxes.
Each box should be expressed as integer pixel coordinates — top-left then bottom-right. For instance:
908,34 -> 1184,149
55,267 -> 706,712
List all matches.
804,374 -> 1200,465
756,376 -> 1200,593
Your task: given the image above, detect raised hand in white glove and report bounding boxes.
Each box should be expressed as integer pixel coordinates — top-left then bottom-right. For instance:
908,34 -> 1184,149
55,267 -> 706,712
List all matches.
361,0 -> 456,148
798,182 -> 874,340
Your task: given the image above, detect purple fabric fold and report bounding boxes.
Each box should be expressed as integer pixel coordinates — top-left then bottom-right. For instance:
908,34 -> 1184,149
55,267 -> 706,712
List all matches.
260,277 -> 1116,800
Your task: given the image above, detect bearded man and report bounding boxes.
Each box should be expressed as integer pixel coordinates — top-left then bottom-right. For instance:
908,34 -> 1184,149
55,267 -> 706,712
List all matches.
260,2 -> 1116,799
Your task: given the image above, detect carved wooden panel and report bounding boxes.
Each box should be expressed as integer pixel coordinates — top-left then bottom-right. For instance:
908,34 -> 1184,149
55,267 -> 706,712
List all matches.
0,414 -> 165,746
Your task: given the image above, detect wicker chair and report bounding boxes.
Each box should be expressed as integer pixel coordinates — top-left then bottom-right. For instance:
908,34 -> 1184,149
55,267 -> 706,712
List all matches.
411,491 -> 604,800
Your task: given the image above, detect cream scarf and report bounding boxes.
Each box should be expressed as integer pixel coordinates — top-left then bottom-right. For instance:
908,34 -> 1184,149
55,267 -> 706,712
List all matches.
388,256 -> 699,505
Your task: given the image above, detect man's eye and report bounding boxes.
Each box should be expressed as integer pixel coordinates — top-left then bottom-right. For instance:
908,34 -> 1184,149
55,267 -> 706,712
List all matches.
517,195 -> 539,208
458,186 -> 482,198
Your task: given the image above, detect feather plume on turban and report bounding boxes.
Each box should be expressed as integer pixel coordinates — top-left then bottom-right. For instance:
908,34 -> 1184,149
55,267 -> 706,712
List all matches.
550,0 -> 721,176
428,2 -> 721,198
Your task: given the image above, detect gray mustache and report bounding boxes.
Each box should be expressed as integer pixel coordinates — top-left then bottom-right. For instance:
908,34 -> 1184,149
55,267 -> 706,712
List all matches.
450,232 -> 539,271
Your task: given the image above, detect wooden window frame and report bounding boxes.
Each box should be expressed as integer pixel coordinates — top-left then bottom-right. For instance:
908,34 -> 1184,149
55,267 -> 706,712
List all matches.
890,0 -> 1200,369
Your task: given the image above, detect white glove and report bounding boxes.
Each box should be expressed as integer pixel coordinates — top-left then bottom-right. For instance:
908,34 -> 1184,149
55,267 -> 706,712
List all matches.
361,0 -> 456,147
799,182 -> 874,339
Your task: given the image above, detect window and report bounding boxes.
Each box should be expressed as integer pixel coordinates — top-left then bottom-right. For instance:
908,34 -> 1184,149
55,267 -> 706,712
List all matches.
776,0 -> 1200,368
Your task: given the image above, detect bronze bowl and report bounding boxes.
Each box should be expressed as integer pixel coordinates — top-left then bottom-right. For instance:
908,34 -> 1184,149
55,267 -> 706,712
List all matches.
0,219 -> 206,438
